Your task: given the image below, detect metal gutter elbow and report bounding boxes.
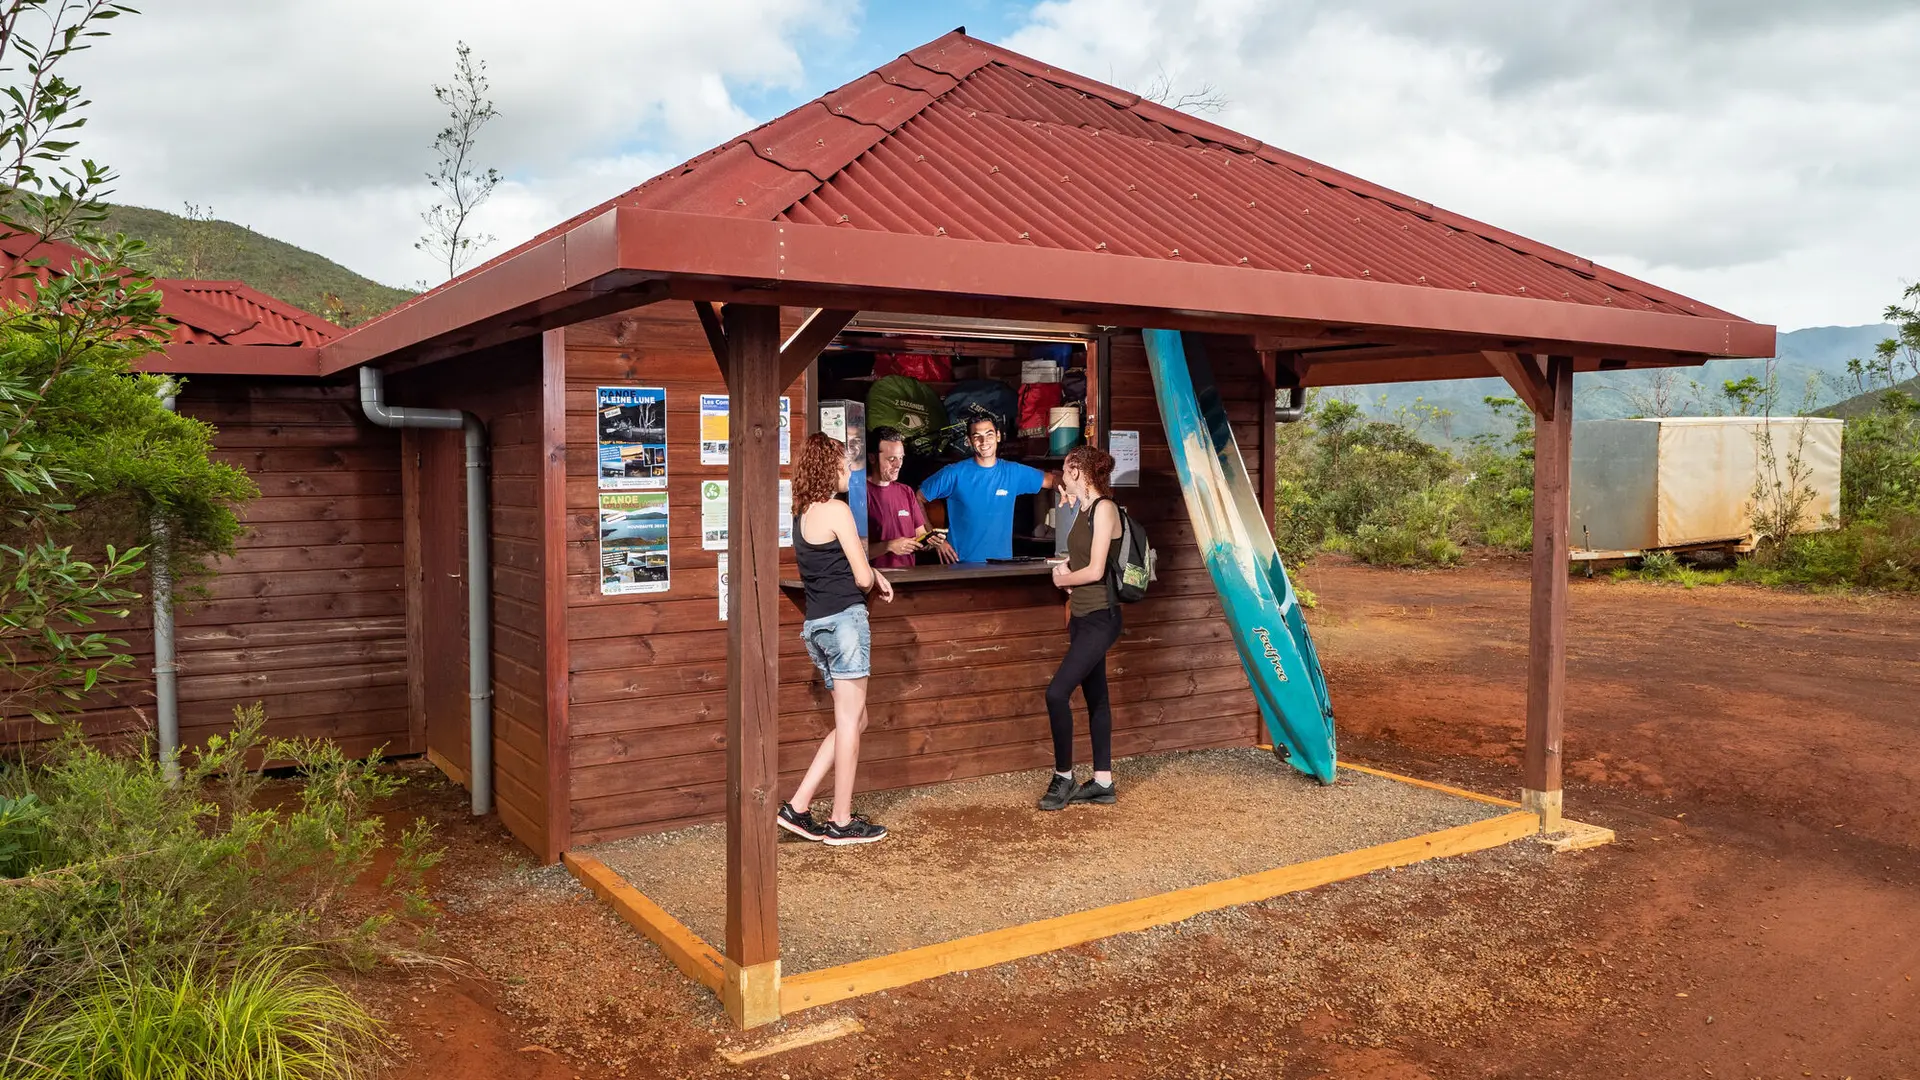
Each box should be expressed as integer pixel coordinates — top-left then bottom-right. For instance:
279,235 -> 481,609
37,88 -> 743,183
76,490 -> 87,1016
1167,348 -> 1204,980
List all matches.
1276,383 -> 1308,424
357,365 -> 493,818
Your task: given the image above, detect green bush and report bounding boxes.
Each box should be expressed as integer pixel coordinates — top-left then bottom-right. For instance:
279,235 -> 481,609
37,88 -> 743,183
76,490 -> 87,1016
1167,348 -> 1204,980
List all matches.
1612,550 -> 1733,589
0,707 -> 438,1069
1460,397 -> 1535,552
4,952 -> 380,1080
1734,511 -> 1920,591
1840,391 -> 1920,522
1269,394 -> 1530,568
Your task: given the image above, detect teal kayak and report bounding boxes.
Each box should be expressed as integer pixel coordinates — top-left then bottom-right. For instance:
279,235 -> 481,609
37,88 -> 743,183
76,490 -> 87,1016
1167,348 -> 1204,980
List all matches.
1143,329 -> 1337,783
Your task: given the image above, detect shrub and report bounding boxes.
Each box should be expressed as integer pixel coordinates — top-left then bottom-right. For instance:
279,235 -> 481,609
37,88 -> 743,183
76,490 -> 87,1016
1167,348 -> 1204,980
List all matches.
3,952 -> 380,1080
1460,397 -> 1535,552
1840,391 -> 1920,522
0,707 -> 439,1064
1735,511 -> 1920,591
1271,396 -> 1475,567
1614,550 -> 1733,589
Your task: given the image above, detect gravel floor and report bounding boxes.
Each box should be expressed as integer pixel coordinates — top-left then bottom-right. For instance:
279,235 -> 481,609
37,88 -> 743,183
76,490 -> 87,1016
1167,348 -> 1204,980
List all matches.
581,747 -> 1513,973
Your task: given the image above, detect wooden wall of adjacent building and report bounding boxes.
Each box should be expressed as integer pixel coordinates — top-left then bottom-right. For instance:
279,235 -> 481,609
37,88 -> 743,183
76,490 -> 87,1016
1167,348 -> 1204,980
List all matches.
390,341 -> 555,859
560,305 -> 1264,847
2,376 -> 413,760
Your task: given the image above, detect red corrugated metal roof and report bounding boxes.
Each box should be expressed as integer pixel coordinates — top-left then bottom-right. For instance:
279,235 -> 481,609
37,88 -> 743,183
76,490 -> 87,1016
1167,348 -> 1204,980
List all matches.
388,29 -> 1738,325
154,280 -> 341,347
2,231 -> 340,351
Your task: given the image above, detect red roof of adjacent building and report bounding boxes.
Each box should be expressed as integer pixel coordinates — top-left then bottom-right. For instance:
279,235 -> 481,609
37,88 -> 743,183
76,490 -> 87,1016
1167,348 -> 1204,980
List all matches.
153,281 -> 341,347
409,29 -> 1736,324
1,230 -> 339,373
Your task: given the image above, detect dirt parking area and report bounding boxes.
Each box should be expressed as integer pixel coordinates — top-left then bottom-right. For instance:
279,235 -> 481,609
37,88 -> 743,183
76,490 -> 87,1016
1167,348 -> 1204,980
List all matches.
361,556 -> 1919,1079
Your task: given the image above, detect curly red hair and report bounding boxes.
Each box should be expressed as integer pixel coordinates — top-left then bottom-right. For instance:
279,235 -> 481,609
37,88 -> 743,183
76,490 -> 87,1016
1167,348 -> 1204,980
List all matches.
792,432 -> 847,515
1064,444 -> 1115,498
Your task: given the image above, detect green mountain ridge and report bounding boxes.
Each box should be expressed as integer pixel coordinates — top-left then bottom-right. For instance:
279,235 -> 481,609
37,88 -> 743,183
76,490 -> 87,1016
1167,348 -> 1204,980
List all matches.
103,204 -> 414,327
1348,323 -> 1902,443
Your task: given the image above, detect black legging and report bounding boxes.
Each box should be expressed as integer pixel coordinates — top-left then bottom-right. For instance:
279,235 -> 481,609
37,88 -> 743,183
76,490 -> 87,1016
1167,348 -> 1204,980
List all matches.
1046,607 -> 1123,773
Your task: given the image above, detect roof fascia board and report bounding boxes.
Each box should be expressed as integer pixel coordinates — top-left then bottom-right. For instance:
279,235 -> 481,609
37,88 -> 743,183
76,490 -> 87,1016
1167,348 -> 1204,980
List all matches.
613,208 -> 1775,360
315,209 -> 624,374
137,343 -> 324,376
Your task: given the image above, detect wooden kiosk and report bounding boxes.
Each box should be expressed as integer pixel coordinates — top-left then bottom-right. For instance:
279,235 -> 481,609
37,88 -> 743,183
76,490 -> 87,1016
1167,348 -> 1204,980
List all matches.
139,31 -> 1774,1027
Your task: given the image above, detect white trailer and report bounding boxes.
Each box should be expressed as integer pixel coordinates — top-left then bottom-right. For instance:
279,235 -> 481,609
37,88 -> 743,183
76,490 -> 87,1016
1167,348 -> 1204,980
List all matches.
1570,416 -> 1843,557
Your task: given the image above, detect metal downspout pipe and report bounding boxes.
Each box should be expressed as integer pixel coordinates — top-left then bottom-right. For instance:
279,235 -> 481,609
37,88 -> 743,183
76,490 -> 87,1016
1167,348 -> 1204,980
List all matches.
154,388 -> 179,784
358,366 -> 493,816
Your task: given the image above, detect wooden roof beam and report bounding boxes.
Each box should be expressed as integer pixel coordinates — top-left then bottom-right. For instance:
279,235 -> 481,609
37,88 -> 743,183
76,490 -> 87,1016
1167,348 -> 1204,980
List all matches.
1483,350 -> 1555,420
779,308 -> 858,388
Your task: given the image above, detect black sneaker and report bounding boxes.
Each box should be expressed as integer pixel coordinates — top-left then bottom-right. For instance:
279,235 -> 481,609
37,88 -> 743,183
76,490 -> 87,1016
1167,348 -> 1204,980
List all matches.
1037,773 -> 1075,811
822,817 -> 887,846
1069,778 -> 1117,805
776,802 -> 825,841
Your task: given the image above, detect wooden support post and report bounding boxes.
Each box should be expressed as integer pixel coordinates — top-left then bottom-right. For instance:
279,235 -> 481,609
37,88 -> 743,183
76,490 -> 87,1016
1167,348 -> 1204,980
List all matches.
1523,355 -> 1574,831
720,303 -> 783,1028
539,329 -> 572,864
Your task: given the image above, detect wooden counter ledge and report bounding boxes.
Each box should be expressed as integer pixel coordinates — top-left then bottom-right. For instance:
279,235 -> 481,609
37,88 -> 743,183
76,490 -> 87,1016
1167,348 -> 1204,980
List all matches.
779,560 -> 1059,590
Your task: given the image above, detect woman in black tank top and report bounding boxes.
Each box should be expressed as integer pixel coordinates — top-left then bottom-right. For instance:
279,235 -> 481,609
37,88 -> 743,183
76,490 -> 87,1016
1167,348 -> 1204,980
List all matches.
777,433 -> 895,847
1040,445 -> 1123,811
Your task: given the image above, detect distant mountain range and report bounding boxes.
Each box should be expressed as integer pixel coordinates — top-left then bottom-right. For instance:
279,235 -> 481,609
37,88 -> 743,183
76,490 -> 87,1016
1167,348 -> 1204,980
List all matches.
103,204 -> 413,326
1344,323 -> 1902,443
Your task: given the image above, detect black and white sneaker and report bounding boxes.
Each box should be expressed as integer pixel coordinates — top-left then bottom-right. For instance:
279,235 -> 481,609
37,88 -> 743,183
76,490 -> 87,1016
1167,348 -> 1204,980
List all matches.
1069,778 -> 1117,805
776,802 -> 826,841
821,817 -> 888,846
1037,773 -> 1075,811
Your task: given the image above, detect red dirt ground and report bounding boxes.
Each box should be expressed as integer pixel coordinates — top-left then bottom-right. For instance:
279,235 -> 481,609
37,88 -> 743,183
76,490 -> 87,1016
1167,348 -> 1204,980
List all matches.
364,556 -> 1918,1079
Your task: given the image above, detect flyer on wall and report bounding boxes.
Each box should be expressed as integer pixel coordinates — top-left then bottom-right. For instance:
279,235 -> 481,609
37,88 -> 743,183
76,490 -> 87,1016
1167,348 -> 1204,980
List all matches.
596,387 -> 667,489
698,394 -> 791,466
1109,429 -> 1142,486
699,479 -> 794,550
717,553 -> 728,622
597,492 -> 670,595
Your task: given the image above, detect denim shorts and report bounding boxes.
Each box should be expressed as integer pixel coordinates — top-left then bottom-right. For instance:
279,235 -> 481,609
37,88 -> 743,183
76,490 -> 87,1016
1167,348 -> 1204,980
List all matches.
801,604 -> 870,689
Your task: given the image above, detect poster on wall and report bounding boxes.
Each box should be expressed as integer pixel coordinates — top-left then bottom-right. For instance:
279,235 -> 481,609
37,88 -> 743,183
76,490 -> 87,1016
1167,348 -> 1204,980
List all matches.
698,394 -> 791,466
699,479 -> 793,550
597,492 -> 670,595
1110,429 -> 1141,486
717,553 -> 728,622
596,387 -> 667,489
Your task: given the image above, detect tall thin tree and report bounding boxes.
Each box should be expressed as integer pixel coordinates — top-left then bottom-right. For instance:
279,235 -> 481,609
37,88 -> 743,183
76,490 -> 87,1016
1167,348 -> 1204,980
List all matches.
416,41 -> 501,282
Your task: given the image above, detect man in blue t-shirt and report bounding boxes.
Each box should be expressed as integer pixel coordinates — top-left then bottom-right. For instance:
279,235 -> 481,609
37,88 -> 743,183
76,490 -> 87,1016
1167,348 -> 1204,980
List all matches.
919,416 -> 1059,563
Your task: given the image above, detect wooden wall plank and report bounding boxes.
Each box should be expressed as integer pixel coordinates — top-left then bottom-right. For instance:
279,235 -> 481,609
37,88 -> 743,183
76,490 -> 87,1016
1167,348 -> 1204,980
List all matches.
42,377 -> 412,754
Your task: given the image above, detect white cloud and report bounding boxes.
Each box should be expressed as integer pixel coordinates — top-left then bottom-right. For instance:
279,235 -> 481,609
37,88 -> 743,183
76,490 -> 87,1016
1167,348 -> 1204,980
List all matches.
65,0 -> 851,287
49,0 -> 1920,328
1002,0 -> 1920,329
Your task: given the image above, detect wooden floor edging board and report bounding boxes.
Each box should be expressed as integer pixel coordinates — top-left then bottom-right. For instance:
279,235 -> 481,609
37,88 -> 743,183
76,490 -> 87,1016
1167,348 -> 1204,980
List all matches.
563,852 -> 725,992
1336,762 -> 1526,809
776,810 -> 1539,1013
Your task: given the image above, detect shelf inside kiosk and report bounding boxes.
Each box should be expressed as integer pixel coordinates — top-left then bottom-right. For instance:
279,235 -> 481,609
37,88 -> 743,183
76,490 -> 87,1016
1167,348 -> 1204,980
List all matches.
807,323 -> 1098,573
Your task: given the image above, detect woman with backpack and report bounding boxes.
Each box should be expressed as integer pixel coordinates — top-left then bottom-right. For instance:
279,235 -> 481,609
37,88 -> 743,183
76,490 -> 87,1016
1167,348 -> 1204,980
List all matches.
777,432 -> 895,846
1039,444 -> 1124,811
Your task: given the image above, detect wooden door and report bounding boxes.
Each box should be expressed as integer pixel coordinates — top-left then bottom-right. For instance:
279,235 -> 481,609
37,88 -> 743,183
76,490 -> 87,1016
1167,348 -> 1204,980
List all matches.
409,427 -> 470,786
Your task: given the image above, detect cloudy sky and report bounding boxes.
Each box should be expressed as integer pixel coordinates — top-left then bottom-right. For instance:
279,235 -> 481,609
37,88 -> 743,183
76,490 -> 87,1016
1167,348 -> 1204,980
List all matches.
62,0 -> 1920,330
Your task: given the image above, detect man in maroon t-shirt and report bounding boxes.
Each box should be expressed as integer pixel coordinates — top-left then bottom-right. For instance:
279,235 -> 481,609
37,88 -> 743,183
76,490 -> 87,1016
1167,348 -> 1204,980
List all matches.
866,427 -> 954,568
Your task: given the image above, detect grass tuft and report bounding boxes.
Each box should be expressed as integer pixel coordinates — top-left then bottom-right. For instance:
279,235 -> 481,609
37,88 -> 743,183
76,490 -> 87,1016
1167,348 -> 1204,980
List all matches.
4,952 -> 380,1080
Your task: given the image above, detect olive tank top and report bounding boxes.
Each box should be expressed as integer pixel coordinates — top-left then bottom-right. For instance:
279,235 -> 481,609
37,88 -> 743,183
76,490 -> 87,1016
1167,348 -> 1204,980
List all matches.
1066,499 -> 1118,618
